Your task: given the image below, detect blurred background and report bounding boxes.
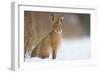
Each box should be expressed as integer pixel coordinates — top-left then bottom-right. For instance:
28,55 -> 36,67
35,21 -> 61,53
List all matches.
24,11 -> 90,60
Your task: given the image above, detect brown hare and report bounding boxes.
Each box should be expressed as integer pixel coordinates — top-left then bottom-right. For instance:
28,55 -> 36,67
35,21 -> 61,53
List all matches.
31,14 -> 64,59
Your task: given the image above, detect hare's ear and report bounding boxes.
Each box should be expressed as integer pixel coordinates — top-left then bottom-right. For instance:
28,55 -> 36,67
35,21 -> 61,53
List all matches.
59,15 -> 64,23
51,14 -> 55,21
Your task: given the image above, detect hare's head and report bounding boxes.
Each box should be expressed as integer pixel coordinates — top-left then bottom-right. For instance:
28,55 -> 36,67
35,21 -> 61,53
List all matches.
51,14 -> 64,33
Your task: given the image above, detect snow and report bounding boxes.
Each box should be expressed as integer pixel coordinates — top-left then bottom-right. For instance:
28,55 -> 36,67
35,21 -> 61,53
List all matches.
25,37 -> 90,62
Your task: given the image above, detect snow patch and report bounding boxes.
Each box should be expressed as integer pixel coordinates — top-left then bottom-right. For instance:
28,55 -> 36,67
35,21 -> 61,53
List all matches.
25,37 -> 90,62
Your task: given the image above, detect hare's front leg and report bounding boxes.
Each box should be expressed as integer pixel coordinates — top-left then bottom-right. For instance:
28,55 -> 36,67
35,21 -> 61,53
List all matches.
52,49 -> 57,59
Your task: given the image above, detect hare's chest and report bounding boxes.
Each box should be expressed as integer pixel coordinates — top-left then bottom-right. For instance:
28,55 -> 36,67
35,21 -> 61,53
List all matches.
52,32 -> 61,38
51,32 -> 61,46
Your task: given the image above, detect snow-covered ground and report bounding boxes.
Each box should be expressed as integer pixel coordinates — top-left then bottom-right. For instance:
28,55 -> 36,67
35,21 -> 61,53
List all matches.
25,37 -> 90,62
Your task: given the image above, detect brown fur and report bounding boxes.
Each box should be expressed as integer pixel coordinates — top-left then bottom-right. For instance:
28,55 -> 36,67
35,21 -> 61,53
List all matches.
31,15 -> 64,59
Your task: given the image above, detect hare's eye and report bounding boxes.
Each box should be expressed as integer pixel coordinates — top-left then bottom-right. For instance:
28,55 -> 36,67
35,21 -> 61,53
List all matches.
58,19 -> 62,24
60,19 -> 62,23
59,16 -> 64,23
